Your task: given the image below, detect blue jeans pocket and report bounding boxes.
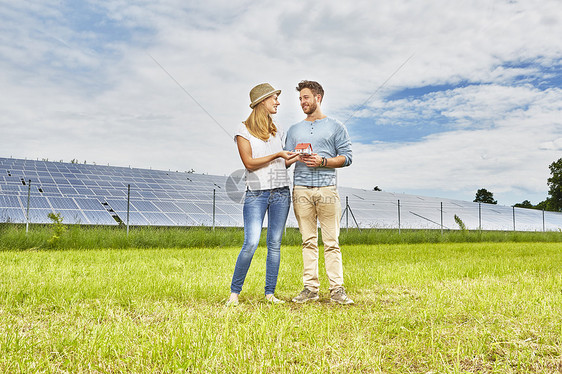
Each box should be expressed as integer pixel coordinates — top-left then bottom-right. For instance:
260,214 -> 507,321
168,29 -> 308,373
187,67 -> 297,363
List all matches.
245,189 -> 263,202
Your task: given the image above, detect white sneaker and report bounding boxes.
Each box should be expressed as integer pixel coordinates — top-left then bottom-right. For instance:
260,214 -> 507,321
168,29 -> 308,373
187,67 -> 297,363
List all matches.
265,295 -> 285,304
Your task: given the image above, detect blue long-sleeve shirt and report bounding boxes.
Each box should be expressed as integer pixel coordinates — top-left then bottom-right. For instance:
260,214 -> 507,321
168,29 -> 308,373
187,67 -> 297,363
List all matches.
284,117 -> 352,187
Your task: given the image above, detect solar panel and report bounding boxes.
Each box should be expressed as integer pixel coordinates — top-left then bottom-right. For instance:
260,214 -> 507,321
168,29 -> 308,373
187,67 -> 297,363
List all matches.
141,212 -> 175,226
38,186 -> 60,194
55,179 -> 71,186
1,157 -> 562,230
102,199 -> 130,212
81,210 -> 119,225
188,213 -> 213,226
165,213 -> 199,226
216,204 -> 243,215
57,209 -> 89,224
27,209 -> 54,223
29,196 -> 51,209
0,195 -> 22,208
174,201 -> 205,214
153,201 -> 183,213
48,197 -> 79,210
74,198 -> 104,210
114,211 -> 148,225
75,187 -> 94,195
107,189 -> 126,197
131,200 -> 159,212
2,185 -> 25,192
137,190 -> 157,199
0,207 -> 26,223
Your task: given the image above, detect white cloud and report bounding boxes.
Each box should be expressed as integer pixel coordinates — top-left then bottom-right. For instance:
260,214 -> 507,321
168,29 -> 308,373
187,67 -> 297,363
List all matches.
1,0 -> 561,205
540,138 -> 562,151
339,84 -> 562,204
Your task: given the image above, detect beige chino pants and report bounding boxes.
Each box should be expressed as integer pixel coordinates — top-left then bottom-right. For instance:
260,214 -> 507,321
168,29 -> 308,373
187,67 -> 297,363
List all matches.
293,186 -> 343,293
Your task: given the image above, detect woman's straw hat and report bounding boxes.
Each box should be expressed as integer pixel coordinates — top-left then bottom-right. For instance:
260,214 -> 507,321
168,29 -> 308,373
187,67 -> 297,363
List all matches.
249,83 -> 281,108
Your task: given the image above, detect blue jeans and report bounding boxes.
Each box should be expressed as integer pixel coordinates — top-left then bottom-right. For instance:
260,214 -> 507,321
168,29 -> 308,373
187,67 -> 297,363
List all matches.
230,187 -> 291,295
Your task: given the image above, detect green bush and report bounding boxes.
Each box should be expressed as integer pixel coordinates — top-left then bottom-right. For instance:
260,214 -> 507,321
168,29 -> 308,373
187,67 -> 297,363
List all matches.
47,212 -> 67,248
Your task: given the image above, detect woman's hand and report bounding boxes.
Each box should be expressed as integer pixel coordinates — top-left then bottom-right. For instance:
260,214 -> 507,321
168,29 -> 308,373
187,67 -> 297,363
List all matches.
277,151 -> 298,160
237,137 -> 300,171
281,151 -> 300,167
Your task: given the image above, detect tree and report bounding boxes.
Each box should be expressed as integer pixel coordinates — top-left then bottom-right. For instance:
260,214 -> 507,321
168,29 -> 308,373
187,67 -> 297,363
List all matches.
547,158 -> 562,212
473,188 -> 497,204
535,198 -> 552,211
513,200 -> 534,209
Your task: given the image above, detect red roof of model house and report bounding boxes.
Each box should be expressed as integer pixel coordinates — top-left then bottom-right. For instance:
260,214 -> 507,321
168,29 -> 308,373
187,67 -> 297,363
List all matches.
295,143 -> 313,154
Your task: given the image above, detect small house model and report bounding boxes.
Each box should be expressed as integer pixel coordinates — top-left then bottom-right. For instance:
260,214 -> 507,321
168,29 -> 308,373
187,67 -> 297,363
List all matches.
295,143 -> 313,155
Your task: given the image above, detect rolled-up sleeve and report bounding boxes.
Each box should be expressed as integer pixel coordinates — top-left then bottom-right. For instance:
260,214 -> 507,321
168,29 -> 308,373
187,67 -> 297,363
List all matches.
284,127 -> 296,152
335,124 -> 353,167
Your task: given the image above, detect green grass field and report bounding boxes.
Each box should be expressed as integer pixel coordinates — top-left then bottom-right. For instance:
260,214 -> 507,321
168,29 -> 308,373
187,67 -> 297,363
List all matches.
1,224 -> 562,251
1,241 -> 561,372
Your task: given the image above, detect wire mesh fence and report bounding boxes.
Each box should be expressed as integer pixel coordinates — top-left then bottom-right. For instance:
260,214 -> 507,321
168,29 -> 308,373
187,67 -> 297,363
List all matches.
1,157 -> 561,232
2,184 -> 561,233
339,194 -> 559,232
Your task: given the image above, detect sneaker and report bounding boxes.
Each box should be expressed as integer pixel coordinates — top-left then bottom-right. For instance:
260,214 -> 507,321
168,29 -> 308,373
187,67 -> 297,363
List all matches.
265,295 -> 285,304
292,288 -> 319,303
330,287 -> 354,305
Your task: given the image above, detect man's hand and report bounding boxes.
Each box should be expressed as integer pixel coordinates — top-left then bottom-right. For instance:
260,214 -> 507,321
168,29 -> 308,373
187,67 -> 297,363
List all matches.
301,153 -> 323,168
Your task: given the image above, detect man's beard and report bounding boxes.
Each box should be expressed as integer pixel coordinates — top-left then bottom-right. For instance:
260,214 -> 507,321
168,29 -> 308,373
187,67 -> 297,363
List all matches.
302,101 -> 317,115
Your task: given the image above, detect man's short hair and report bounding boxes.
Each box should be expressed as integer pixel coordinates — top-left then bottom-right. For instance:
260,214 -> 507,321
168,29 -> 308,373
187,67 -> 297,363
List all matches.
296,80 -> 324,100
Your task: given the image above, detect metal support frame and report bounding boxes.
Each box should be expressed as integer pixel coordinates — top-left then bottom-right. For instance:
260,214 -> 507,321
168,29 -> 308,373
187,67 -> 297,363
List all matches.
341,196 -> 361,232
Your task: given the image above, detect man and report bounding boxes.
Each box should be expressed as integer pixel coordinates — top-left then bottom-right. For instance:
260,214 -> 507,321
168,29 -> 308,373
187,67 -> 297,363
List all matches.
285,80 -> 354,305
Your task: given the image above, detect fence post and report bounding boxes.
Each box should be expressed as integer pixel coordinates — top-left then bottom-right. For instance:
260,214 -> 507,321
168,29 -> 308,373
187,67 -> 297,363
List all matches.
478,202 -> 482,231
440,202 -> 443,235
542,209 -> 545,232
512,206 -> 516,231
126,184 -> 130,236
26,180 -> 31,235
398,199 -> 401,235
212,189 -> 216,231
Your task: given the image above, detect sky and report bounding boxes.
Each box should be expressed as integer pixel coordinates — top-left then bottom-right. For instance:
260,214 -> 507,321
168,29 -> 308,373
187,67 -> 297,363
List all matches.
1,0 -> 561,206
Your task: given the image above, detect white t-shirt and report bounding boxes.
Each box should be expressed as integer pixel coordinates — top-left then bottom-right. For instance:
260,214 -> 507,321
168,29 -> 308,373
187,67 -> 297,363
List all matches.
234,122 -> 290,190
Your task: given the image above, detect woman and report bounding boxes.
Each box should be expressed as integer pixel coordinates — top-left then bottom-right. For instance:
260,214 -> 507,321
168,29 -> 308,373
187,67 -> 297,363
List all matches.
227,83 -> 299,306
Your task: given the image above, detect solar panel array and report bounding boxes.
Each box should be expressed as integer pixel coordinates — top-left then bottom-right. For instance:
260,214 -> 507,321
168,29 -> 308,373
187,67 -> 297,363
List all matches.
1,157 -> 561,231
0,157 -> 244,227
337,187 -> 562,232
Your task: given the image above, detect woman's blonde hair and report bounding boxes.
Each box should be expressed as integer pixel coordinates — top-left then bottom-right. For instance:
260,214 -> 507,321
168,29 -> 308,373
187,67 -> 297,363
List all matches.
244,101 -> 277,141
